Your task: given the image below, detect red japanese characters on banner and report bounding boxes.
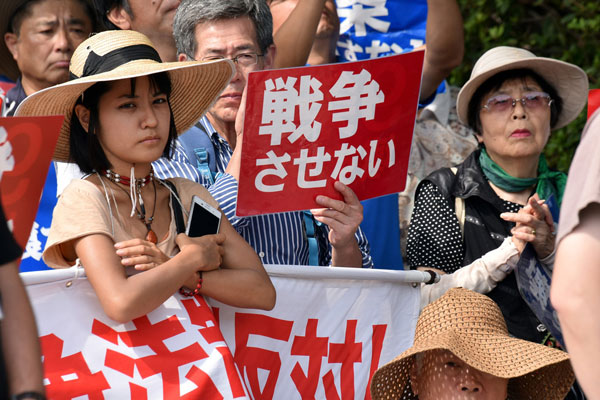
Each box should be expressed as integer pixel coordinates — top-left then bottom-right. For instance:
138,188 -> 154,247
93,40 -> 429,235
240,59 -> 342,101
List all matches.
0,116 -> 63,247
237,51 -> 424,216
24,265 -> 421,398
225,313 -> 386,400
34,288 -> 249,399
210,265 -> 420,399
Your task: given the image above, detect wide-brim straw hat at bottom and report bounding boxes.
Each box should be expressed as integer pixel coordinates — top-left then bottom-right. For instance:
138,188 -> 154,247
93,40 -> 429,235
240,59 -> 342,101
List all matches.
370,288 -> 574,400
456,46 -> 589,130
15,30 -> 234,162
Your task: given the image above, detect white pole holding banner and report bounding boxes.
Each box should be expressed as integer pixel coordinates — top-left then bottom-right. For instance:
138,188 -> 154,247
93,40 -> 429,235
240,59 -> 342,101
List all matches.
21,266 -> 426,399
263,264 -> 437,284
20,264 -> 436,286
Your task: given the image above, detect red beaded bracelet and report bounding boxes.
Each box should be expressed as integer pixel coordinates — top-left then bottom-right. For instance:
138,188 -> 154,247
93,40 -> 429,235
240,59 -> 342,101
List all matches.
179,271 -> 203,297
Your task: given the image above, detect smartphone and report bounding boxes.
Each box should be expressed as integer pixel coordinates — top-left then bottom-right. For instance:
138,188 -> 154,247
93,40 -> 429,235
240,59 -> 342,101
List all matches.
186,195 -> 222,237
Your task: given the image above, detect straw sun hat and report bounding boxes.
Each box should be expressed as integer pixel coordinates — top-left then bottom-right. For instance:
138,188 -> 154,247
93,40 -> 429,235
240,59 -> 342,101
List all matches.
456,46 -> 589,131
15,29 -> 234,162
370,288 -> 574,400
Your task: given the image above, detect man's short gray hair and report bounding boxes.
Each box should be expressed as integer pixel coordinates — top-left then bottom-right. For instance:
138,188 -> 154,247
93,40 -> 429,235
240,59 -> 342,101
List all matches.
173,0 -> 273,58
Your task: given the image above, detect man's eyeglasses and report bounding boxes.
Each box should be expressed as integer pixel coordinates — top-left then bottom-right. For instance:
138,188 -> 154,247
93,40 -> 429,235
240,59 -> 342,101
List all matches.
481,91 -> 553,114
200,53 -> 263,68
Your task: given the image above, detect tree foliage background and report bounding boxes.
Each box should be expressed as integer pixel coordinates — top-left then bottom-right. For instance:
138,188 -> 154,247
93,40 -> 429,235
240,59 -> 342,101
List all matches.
448,0 -> 599,172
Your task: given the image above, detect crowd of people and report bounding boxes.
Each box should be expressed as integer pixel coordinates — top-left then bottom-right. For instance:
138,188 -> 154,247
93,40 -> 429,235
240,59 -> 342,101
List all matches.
0,0 -> 598,399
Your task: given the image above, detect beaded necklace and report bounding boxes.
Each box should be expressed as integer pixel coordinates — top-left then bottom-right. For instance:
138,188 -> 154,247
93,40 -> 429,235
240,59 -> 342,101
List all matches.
103,169 -> 153,186
102,168 -> 158,243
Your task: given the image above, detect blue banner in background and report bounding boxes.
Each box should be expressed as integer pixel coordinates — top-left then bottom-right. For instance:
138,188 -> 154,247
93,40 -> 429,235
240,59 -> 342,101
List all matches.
19,165 -> 55,272
335,0 -> 428,268
336,0 -> 428,62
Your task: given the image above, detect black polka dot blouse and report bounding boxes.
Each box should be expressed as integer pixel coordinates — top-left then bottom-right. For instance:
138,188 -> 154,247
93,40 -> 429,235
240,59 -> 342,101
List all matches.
407,181 -> 522,273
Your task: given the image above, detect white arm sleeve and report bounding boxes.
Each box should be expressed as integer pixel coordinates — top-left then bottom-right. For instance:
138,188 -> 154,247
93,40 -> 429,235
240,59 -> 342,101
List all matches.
420,237 -> 519,310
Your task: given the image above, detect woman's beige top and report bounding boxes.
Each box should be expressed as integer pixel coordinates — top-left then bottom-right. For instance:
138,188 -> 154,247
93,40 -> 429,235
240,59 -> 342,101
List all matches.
43,177 -> 219,268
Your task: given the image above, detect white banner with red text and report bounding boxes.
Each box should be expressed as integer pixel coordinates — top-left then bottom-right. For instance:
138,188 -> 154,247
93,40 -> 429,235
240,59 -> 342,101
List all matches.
22,265 -> 424,399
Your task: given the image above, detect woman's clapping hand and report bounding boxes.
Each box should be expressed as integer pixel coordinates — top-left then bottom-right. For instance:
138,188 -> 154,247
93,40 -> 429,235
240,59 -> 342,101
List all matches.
501,194 -> 555,258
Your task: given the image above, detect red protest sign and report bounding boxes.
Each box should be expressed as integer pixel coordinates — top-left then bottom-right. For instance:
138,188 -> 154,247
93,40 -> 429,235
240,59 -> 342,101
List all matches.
237,50 -> 424,216
0,81 -> 16,112
588,89 -> 600,120
0,116 -> 63,248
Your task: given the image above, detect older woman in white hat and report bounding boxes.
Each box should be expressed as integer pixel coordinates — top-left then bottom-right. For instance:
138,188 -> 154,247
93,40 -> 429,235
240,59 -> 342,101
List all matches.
15,30 -> 276,323
406,46 -> 588,345
370,288 -> 575,400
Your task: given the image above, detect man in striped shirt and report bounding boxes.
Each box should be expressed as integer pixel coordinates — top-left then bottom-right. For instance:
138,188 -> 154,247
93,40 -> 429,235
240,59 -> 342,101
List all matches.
154,0 -> 372,268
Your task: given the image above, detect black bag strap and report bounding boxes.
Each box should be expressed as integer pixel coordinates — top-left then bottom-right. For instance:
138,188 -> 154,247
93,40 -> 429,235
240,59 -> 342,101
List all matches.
162,180 -> 186,234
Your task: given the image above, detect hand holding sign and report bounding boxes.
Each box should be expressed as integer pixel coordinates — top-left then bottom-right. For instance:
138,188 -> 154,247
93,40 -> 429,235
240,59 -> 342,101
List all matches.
238,51 -> 424,216
226,86 -> 248,181
235,86 -> 247,140
311,181 -> 363,267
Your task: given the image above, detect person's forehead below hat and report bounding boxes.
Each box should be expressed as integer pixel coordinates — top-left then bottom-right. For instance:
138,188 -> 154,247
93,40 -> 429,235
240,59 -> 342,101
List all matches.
370,288 -> 575,400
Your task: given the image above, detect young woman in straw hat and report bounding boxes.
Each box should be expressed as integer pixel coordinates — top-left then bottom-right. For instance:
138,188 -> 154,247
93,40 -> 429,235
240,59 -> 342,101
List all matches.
15,30 -> 275,323
406,46 -> 588,346
370,288 -> 575,400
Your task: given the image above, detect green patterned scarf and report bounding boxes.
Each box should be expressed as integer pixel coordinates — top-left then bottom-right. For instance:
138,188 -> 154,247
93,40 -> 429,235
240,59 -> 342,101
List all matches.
479,148 -> 567,206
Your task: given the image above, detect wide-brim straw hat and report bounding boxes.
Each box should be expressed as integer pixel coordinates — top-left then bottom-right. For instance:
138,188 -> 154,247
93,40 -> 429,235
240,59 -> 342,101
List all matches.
15,30 -> 234,162
0,0 -> 96,82
370,288 -> 574,400
456,46 -> 589,130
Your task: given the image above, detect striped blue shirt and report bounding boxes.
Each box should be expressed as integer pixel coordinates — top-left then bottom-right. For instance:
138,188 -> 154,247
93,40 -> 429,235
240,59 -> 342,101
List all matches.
154,117 -> 372,267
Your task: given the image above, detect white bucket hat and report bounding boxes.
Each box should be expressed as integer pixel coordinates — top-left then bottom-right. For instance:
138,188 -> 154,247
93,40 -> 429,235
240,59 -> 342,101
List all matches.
456,46 -> 589,130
